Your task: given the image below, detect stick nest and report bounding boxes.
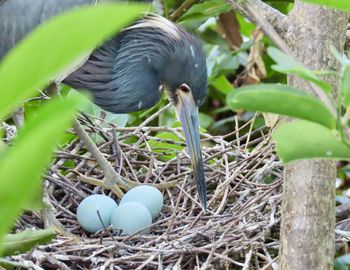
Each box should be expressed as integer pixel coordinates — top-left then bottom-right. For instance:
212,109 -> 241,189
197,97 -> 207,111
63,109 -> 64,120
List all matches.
13,110 -> 282,269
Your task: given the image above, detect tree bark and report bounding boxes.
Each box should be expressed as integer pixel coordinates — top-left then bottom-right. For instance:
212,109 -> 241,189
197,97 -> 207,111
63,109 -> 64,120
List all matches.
279,2 -> 348,269
226,0 -> 349,268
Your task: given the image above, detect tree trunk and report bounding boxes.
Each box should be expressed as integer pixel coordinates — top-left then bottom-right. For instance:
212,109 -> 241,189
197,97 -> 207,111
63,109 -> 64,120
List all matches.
279,2 -> 348,269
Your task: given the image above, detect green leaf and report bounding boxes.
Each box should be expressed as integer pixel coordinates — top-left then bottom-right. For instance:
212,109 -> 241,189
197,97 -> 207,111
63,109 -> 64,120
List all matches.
210,75 -> 234,95
179,0 -> 230,21
273,120 -> 350,163
236,13 -> 256,37
267,47 -> 332,92
206,45 -> 241,78
335,253 -> 350,270
148,132 -> 184,160
267,1 -> 294,14
2,229 -> 55,256
301,0 -> 350,12
25,189 -> 44,211
83,100 -> 128,129
198,112 -> 213,129
330,45 -> 350,66
0,3 -> 147,119
227,84 -> 336,129
340,65 -> 350,108
0,95 -> 84,253
69,90 -> 128,143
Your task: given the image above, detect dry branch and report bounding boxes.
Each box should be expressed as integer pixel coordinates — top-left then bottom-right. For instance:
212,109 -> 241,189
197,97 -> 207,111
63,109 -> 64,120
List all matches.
225,0 -> 289,37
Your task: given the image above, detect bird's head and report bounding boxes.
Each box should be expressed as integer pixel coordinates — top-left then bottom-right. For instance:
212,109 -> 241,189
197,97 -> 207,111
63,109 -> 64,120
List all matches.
161,35 -> 208,210
127,15 -> 208,209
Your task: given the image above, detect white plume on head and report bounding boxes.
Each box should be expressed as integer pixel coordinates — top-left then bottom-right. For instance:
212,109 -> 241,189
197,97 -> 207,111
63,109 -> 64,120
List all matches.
125,13 -> 181,40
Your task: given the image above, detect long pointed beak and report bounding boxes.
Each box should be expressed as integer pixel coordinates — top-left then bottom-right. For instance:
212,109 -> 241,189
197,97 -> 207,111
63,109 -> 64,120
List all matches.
176,95 -> 207,210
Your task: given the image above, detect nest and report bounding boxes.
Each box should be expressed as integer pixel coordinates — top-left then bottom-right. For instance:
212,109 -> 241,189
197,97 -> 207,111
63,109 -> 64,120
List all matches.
13,108 -> 282,269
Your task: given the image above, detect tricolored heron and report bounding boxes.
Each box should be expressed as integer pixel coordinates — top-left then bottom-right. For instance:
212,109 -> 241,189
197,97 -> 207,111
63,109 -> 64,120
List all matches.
0,0 -> 208,209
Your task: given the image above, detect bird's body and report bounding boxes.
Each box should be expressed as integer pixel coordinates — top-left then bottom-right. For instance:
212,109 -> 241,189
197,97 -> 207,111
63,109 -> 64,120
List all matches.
0,0 -> 208,208
64,16 -> 206,113
0,0 -> 96,59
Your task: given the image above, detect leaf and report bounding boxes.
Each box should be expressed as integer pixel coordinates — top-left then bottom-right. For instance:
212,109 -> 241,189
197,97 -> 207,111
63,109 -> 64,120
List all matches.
267,1 -> 294,14
0,95 -> 85,253
84,101 -> 128,129
334,253 -> 350,270
340,65 -> 350,108
273,120 -> 350,163
178,0 -> 231,29
25,189 -> 44,211
236,13 -> 256,37
148,132 -> 184,160
330,45 -> 350,66
2,229 -> 55,256
0,258 -> 23,269
227,84 -> 336,129
210,75 -> 234,95
301,0 -> 350,12
69,90 -> 128,143
267,47 -> 332,92
179,0 -> 230,21
206,45 -> 241,78
198,112 -> 213,129
0,3 -> 147,119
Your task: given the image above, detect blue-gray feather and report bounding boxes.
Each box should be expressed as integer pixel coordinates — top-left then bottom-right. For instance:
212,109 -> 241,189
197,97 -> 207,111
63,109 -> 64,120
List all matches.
64,32 -> 161,113
0,0 -> 95,59
64,15 -> 207,113
0,1 -> 207,114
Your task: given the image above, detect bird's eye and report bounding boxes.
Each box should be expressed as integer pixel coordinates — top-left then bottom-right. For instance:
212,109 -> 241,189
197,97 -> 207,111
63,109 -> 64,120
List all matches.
179,83 -> 190,93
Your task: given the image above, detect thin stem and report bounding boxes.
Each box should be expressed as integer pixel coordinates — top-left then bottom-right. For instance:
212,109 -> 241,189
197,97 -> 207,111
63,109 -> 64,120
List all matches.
225,0 -> 289,37
73,119 -> 127,197
169,0 -> 200,21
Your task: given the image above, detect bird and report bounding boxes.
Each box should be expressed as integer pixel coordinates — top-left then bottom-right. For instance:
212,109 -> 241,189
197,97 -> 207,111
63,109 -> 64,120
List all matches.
0,0 -> 208,209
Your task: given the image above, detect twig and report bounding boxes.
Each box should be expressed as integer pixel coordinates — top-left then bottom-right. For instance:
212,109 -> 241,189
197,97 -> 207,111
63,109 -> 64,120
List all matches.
73,119 -> 126,197
169,0 -> 200,21
225,0 -> 289,37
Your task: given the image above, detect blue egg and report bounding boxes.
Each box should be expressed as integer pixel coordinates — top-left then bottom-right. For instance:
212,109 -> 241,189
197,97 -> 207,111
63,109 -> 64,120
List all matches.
120,185 -> 163,219
111,202 -> 152,235
77,194 -> 117,233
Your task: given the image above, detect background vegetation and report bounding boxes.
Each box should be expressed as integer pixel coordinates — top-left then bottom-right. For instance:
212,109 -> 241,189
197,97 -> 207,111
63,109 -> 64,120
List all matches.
1,0 -> 350,268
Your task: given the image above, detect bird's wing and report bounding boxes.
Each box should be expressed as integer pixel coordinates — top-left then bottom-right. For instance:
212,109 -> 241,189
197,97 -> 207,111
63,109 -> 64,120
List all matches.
0,1 -> 163,114
0,0 -> 95,59
63,32 -> 162,114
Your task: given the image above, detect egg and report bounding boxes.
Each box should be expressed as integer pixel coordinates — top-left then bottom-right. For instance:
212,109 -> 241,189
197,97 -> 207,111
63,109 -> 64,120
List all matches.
111,202 -> 152,235
120,185 -> 163,219
77,194 -> 117,233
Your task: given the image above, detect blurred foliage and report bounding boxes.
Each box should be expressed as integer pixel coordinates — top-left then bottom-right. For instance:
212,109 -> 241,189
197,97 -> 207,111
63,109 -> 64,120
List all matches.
1,0 -> 350,267
335,254 -> 350,270
0,2 -> 147,260
1,229 -> 56,257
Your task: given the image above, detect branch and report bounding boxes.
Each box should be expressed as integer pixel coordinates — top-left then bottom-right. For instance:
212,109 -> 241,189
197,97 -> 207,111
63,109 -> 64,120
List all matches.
226,0 -> 337,117
169,0 -> 200,21
225,0 -> 289,38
